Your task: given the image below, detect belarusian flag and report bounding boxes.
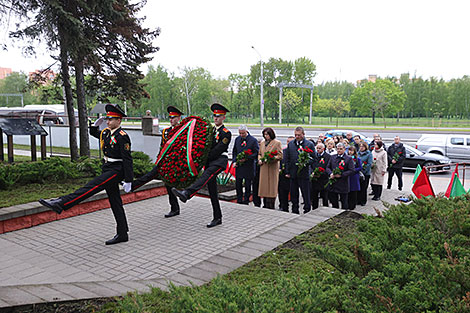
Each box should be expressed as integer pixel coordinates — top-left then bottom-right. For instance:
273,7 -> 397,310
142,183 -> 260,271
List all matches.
445,164 -> 459,198
448,173 -> 466,198
412,168 -> 435,199
412,164 -> 422,184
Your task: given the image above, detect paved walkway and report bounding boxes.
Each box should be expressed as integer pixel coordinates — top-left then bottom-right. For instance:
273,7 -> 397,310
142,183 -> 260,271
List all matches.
0,187 -> 403,308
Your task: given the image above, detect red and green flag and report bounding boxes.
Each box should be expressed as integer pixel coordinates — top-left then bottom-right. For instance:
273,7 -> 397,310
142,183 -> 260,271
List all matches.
412,168 -> 435,199
448,173 -> 466,198
445,164 -> 459,198
412,164 -> 422,184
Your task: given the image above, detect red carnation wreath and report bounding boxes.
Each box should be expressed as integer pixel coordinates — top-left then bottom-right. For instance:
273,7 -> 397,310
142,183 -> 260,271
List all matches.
155,116 -> 214,188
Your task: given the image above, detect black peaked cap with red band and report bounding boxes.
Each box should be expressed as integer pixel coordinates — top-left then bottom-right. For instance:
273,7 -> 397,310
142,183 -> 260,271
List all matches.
105,104 -> 127,118
211,103 -> 229,116
167,106 -> 183,117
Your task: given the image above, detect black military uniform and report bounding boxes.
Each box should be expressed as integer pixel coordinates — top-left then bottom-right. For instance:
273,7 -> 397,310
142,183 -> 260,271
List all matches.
132,106 -> 182,217
39,104 -> 133,245
172,103 -> 232,228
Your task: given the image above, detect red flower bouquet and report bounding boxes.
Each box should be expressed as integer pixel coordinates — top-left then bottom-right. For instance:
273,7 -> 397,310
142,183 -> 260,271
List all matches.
296,147 -> 314,175
155,116 -> 214,188
236,149 -> 253,166
325,160 -> 345,188
260,150 -> 278,164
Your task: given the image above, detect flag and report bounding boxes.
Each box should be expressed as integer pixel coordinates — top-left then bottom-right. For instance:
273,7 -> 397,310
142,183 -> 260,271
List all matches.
412,164 -> 422,184
448,173 -> 466,198
444,164 -> 459,198
412,168 -> 435,199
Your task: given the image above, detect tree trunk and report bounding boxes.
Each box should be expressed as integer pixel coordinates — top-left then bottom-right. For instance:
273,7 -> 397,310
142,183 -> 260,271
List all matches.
58,19 -> 79,161
372,110 -> 376,124
74,59 -> 90,157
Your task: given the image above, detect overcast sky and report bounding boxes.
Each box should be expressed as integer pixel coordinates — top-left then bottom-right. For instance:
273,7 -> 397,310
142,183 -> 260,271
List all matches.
1,0 -> 469,83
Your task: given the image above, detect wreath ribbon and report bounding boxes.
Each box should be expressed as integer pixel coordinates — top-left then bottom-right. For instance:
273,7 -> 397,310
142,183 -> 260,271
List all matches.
155,120 -> 192,167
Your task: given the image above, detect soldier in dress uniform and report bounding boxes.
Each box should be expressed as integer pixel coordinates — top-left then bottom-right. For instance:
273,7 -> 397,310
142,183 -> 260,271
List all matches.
172,103 -> 232,228
39,104 -> 133,245
131,106 -> 183,218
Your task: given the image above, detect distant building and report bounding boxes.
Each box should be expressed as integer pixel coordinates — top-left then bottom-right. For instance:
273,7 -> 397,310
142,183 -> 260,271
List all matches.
0,67 -> 12,80
368,74 -> 377,83
29,69 -> 56,85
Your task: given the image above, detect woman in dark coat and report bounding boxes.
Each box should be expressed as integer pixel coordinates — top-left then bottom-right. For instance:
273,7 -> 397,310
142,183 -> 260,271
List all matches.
347,146 -> 362,210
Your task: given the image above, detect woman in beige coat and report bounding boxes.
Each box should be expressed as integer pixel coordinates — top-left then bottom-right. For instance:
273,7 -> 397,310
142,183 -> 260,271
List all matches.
258,127 -> 283,209
371,140 -> 387,200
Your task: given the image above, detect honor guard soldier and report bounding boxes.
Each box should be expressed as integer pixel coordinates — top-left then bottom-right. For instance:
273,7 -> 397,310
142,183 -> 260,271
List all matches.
172,103 -> 232,228
39,104 -> 133,245
131,106 -> 183,217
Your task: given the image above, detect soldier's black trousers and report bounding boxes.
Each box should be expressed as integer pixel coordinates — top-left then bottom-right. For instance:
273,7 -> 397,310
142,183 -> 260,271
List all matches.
132,165 -> 179,212
185,161 -> 225,220
58,162 -> 129,235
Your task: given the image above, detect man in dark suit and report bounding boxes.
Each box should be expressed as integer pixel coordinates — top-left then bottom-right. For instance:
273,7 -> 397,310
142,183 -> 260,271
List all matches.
233,125 -> 259,204
326,143 -> 355,209
387,136 -> 406,191
172,103 -> 231,228
39,104 -> 133,245
278,136 -> 294,212
131,106 -> 183,218
252,138 -> 263,207
285,127 -> 316,214
311,142 -> 331,209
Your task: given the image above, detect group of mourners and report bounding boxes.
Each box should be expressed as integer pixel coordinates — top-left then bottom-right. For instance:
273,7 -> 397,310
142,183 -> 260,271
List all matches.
233,128 -> 406,213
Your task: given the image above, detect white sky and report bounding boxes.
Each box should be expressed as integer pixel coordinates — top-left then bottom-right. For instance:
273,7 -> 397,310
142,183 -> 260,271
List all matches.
0,0 -> 469,83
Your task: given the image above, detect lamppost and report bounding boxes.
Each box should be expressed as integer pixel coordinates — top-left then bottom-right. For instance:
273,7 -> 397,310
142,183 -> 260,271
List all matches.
251,46 -> 264,127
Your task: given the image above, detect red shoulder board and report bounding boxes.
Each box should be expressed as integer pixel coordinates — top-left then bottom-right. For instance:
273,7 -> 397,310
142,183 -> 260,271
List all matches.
119,130 -> 127,136
222,127 -> 228,132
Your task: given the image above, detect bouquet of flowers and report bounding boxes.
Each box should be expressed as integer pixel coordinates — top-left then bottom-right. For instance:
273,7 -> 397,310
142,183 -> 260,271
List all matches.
296,147 -> 314,175
260,150 -> 278,164
325,160 -> 345,188
155,116 -> 213,188
236,149 -> 253,166
389,152 -> 402,168
310,157 -> 326,182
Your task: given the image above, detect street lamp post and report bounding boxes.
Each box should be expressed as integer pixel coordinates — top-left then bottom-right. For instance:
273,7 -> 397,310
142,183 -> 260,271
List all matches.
251,46 -> 264,127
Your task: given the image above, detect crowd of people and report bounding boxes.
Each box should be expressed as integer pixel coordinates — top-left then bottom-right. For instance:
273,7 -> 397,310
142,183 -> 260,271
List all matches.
233,127 -> 406,213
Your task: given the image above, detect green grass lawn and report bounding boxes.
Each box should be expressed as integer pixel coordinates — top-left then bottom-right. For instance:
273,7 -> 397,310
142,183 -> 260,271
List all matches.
0,177 -> 91,208
3,143 -> 101,157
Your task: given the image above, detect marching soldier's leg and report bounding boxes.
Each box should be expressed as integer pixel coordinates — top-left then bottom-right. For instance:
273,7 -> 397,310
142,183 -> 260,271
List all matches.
132,165 -> 159,191
40,169 -> 120,214
207,174 -> 222,228
105,181 -> 129,245
172,164 -> 222,203
164,185 -> 180,218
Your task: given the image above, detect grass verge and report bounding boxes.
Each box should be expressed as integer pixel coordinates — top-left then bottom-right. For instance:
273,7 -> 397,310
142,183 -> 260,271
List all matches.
0,177 -> 91,208
3,143 -> 101,157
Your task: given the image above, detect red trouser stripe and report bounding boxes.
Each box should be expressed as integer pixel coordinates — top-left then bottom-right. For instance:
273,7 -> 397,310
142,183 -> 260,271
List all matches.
189,167 -> 223,198
64,174 -> 118,206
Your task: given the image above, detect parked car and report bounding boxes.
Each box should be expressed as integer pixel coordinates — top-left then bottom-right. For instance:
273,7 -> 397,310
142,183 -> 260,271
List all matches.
324,129 -> 371,143
415,134 -> 470,159
401,143 -> 452,172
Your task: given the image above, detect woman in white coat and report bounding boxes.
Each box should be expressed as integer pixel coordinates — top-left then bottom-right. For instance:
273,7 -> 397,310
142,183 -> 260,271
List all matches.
371,141 -> 387,200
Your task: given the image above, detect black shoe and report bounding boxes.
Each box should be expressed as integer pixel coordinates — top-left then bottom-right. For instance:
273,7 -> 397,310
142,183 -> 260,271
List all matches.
207,218 -> 222,228
292,211 -> 300,215
172,188 -> 188,203
372,197 -> 380,201
387,186 -> 391,190
164,211 -> 180,218
303,208 -> 311,214
105,234 -> 129,245
398,187 -> 402,191
39,198 -> 63,214
368,192 -> 375,196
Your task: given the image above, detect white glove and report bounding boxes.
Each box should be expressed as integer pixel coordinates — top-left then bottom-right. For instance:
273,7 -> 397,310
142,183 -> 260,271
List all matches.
123,182 -> 132,193
93,117 -> 105,127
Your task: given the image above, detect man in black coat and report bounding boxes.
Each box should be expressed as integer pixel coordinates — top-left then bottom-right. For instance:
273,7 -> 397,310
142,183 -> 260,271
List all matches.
232,125 -> 259,204
285,127 -> 316,214
172,103 -> 231,228
39,104 -> 133,245
387,136 -> 406,191
326,143 -> 355,209
131,106 -> 183,218
311,142 -> 331,209
278,136 -> 294,212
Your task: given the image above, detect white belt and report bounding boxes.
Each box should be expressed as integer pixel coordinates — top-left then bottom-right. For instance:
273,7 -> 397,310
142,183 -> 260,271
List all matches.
104,156 -> 123,162
221,152 -> 228,157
